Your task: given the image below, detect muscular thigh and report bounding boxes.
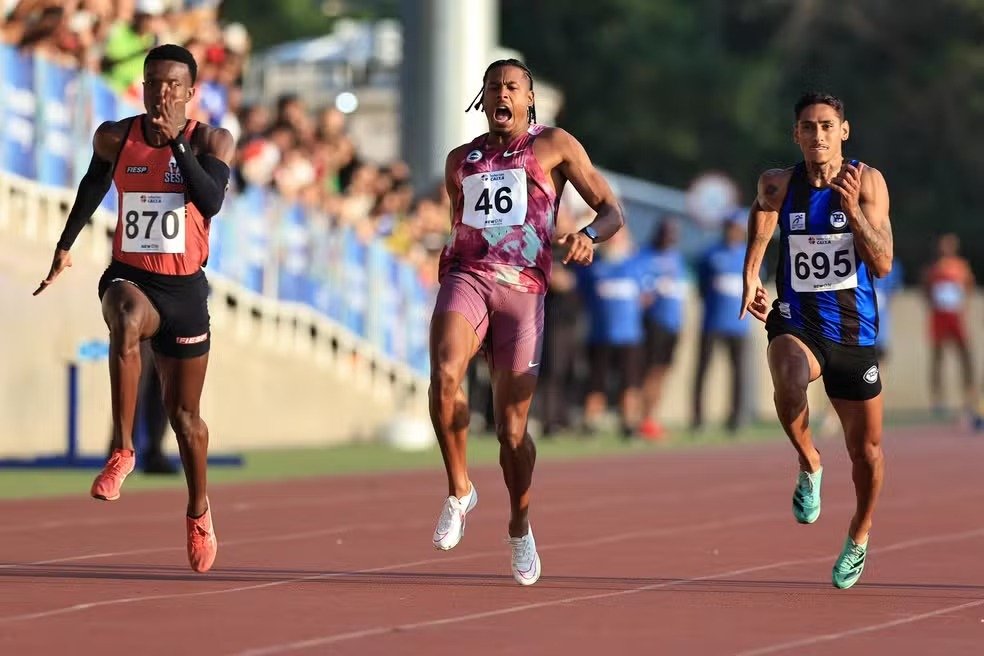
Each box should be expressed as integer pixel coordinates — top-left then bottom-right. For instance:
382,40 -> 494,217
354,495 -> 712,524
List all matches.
99,279 -> 161,340
491,367 -> 538,435
430,273 -> 487,383
487,285 -> 545,377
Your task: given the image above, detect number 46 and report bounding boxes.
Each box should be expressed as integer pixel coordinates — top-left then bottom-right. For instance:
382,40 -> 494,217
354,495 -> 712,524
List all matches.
474,187 -> 513,215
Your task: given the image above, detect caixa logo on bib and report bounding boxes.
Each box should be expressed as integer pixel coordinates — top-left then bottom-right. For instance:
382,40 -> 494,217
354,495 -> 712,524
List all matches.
829,211 -> 848,229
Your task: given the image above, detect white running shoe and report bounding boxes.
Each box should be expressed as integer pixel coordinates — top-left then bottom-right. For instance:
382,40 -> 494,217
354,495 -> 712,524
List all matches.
508,526 -> 542,586
432,484 -> 478,551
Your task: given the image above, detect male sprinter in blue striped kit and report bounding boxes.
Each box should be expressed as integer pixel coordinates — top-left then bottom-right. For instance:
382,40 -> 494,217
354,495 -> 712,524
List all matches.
740,92 -> 893,589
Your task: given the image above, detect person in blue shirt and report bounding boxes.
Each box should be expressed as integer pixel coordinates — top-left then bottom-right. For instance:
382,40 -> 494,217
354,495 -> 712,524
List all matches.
693,217 -> 752,433
873,260 -> 904,363
575,227 -> 645,437
636,217 -> 688,439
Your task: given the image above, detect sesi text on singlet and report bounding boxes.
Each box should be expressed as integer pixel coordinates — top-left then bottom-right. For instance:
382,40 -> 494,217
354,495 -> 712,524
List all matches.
111,116 -> 210,276
440,124 -> 559,294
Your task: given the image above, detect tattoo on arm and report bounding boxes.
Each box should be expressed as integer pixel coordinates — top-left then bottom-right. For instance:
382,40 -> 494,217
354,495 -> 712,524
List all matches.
850,207 -> 892,260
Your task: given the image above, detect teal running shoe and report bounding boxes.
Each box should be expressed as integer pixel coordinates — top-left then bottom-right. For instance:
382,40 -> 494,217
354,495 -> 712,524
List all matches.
792,467 -> 822,524
832,536 -> 868,589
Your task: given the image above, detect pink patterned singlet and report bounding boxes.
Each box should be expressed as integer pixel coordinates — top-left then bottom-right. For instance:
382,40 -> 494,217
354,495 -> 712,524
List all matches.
439,125 -> 559,294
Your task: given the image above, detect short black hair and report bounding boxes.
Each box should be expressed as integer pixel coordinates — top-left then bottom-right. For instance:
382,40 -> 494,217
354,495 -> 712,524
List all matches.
145,44 -> 198,84
466,58 -> 537,124
794,92 -> 844,121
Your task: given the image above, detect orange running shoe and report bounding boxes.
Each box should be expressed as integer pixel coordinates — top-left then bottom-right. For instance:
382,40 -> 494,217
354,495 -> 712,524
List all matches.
187,501 -> 217,573
90,448 -> 135,501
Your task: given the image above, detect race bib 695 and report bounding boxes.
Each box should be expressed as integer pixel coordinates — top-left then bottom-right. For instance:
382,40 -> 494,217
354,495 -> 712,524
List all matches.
788,233 -> 858,292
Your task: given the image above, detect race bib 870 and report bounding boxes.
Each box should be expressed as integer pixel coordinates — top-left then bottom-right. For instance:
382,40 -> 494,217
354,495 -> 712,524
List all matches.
120,192 -> 186,253
461,168 -> 528,229
788,233 -> 858,292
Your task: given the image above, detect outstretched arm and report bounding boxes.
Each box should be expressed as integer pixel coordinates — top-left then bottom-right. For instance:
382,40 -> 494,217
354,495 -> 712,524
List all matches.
36,122 -> 121,296
739,170 -> 783,321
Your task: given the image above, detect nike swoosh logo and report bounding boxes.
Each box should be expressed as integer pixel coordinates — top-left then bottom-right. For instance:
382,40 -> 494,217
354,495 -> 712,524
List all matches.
528,361 -> 540,368
504,149 -> 525,157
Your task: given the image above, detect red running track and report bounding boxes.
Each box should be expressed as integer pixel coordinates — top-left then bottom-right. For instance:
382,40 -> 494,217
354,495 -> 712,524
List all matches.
1,426 -> 983,655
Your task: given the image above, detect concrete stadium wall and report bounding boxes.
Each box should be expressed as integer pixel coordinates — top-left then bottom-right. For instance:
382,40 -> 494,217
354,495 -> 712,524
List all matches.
1,174 -> 980,459
0,175 -> 428,460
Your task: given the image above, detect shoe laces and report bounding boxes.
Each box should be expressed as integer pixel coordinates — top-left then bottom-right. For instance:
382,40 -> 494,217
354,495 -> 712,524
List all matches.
189,518 -> 212,546
838,542 -> 866,570
436,498 -> 462,534
796,470 -> 814,495
508,534 -> 535,566
847,542 -> 866,562
103,452 -> 130,478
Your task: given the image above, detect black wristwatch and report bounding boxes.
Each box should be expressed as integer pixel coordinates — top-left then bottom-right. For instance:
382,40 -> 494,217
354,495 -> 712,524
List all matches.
579,225 -> 600,243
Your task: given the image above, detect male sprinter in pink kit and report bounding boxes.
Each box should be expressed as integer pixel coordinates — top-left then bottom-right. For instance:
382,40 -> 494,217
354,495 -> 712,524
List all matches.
429,59 -> 624,585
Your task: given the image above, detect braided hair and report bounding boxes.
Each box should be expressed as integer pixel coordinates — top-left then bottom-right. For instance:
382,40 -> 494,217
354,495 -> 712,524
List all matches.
466,58 -> 537,124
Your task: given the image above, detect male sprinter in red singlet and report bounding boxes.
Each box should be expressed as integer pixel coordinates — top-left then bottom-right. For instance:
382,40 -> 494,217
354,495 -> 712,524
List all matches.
922,233 -> 978,424
34,45 -> 234,573
429,59 -> 624,585
741,92 -> 893,589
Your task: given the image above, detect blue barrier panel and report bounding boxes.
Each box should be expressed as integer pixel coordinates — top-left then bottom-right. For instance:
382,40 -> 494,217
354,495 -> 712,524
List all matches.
35,57 -> 78,187
0,45 -> 37,180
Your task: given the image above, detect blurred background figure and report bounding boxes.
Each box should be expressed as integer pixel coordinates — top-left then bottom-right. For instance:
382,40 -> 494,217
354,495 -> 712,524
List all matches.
692,217 -> 751,434
636,217 -> 687,440
922,233 -> 980,427
535,204 -> 583,438
874,260 -> 905,369
575,226 -> 644,438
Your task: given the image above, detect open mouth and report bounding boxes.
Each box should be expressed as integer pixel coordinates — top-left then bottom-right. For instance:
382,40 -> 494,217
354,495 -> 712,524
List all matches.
493,105 -> 512,124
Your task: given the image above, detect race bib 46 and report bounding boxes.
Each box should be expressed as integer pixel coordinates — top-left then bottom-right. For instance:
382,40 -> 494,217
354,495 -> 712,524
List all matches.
461,168 -> 528,229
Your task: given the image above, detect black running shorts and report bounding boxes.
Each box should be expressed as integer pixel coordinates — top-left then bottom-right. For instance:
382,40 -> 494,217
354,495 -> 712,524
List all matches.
766,311 -> 882,401
98,259 -> 210,359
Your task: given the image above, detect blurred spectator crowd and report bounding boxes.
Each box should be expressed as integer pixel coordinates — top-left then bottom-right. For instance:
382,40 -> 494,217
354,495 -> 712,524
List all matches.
2,0 -> 453,286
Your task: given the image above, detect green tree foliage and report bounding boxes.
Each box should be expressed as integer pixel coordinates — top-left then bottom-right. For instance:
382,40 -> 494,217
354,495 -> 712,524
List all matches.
502,0 -> 984,279
221,0 -> 399,53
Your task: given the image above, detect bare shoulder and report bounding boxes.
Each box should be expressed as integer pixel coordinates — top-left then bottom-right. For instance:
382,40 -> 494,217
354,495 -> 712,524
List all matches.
444,142 -> 475,180
446,141 -> 475,164
533,126 -> 590,173
757,167 -> 793,211
197,124 -> 236,165
92,119 -> 132,160
860,163 -> 888,189
536,126 -> 579,153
